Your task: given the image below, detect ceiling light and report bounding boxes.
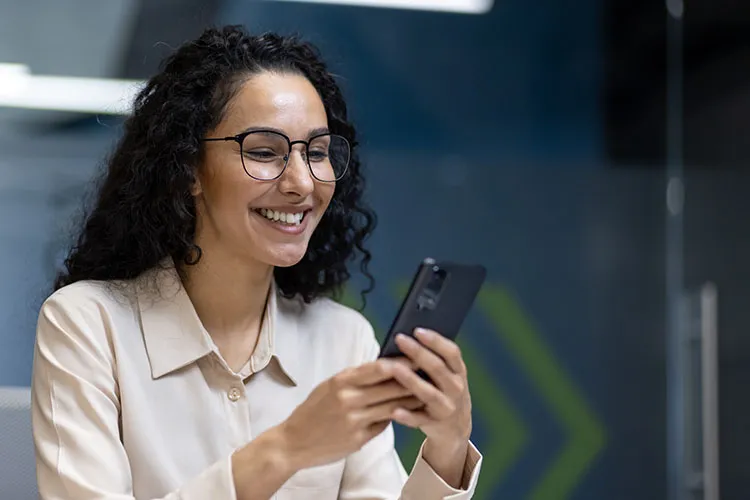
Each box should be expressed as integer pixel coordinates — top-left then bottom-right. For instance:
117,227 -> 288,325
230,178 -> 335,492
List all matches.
266,0 -> 493,14
0,63 -> 144,115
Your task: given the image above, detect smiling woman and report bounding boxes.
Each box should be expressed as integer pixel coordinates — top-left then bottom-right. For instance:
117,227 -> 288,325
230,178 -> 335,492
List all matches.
52,28 -> 373,304
192,71 -> 339,273
31,25 -> 483,500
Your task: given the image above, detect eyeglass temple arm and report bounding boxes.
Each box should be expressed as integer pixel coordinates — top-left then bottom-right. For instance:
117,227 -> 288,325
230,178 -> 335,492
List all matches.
201,137 -> 237,142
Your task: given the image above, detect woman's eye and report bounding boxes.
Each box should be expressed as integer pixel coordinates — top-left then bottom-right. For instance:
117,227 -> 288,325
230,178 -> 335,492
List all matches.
308,150 -> 328,161
245,150 -> 278,161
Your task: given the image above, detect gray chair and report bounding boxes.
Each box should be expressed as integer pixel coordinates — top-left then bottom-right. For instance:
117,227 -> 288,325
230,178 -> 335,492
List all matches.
0,386 -> 38,499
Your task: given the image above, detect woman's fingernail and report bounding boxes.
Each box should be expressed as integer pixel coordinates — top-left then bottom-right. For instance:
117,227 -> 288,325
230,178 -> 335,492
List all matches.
415,328 -> 433,339
396,333 -> 417,345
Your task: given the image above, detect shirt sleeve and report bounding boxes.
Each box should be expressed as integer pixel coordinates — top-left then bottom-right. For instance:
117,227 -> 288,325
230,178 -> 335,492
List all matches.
31,290 -> 237,500
338,319 -> 483,500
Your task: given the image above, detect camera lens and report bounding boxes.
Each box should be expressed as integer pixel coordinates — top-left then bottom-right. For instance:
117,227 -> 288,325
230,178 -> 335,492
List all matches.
426,269 -> 447,295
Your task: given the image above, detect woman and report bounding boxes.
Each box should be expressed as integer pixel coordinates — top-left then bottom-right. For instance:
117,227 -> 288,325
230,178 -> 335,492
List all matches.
31,25 -> 482,500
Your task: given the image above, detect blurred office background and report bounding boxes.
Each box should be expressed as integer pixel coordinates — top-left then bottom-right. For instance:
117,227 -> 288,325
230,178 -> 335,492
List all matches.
0,0 -> 748,499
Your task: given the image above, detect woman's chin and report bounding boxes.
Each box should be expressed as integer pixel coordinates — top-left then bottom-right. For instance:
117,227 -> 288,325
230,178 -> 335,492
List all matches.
271,258 -> 304,268
262,246 -> 308,268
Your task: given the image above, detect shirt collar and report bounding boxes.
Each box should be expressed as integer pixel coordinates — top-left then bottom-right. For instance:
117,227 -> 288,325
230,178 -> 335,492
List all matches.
262,285 -> 301,385
137,261 -> 300,385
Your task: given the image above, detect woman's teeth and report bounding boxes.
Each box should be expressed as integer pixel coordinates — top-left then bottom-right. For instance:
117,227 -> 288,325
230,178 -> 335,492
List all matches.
256,208 -> 305,225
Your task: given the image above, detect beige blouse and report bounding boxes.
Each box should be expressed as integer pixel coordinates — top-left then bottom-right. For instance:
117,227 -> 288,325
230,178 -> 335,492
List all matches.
31,264 -> 482,499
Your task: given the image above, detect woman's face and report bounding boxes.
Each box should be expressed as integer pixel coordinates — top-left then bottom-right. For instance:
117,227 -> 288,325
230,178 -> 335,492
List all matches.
195,71 -> 336,269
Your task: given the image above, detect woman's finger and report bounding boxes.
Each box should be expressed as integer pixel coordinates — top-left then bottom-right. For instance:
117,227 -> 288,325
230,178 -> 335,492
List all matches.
390,362 -> 455,419
356,380 -> 413,407
391,408 -> 435,429
338,359 -> 398,387
395,334 -> 462,395
413,329 -> 466,376
357,396 -> 423,424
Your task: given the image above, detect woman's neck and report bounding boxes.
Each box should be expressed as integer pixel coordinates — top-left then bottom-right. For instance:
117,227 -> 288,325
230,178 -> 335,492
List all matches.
180,246 -> 273,354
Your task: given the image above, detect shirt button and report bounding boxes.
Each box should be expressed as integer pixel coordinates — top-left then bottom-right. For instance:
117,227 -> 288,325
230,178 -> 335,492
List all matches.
227,387 -> 242,402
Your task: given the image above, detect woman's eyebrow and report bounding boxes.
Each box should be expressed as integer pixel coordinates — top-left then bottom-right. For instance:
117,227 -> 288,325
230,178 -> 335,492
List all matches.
238,126 -> 331,139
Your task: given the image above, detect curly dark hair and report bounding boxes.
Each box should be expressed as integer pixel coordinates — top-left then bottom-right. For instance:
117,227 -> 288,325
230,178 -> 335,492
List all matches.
54,25 -> 376,304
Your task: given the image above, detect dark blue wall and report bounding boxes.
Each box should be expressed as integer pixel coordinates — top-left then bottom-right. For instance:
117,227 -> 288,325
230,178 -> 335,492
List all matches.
0,2 -> 671,499
220,3 -> 667,498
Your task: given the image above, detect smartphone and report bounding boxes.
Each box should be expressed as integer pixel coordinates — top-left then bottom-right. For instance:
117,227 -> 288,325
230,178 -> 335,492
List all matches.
379,258 -> 487,359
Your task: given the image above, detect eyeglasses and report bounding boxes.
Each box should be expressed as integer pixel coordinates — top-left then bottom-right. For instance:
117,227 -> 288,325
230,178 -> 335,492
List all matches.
202,129 -> 350,182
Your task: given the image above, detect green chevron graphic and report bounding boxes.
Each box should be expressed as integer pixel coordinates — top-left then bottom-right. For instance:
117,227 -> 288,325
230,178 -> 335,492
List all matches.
392,283 -> 527,499
478,285 -> 606,499
339,282 -> 605,498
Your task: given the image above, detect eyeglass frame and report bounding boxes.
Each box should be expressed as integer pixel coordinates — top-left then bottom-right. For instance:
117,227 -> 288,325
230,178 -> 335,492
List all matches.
201,129 -> 350,182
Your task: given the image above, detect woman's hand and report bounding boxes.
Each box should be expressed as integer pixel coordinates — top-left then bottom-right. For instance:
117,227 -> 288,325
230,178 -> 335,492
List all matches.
232,359 -> 424,500
390,329 -> 473,488
277,359 -> 424,471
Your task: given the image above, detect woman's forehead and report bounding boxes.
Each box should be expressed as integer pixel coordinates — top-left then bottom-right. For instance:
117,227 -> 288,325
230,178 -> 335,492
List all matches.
219,72 -> 328,136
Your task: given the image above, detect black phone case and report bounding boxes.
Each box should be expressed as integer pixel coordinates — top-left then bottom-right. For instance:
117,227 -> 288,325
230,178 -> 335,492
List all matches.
379,258 -> 487,358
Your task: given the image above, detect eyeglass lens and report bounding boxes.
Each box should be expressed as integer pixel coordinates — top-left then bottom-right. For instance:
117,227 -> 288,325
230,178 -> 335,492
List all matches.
240,131 -> 350,181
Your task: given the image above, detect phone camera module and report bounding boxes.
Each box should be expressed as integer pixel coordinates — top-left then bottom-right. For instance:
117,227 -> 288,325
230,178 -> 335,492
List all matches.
416,268 -> 448,311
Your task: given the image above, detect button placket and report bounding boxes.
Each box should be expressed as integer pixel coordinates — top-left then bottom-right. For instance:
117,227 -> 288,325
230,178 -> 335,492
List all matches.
227,386 -> 242,402
225,381 -> 252,447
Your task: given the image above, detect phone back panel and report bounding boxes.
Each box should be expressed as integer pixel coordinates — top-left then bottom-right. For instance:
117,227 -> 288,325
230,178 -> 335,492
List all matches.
379,259 -> 486,358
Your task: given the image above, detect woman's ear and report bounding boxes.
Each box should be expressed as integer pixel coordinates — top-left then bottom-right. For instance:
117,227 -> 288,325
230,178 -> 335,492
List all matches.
190,176 -> 203,197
